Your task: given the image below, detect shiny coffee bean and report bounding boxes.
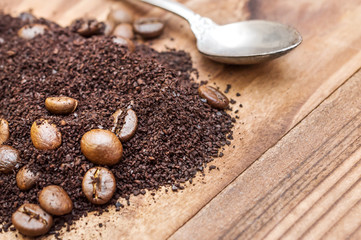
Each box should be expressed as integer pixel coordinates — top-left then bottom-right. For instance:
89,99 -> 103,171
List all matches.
0,145 -> 19,173
12,203 -> 53,237
113,23 -> 134,39
198,85 -> 229,109
133,18 -> 164,38
111,109 -> 138,142
45,96 -> 78,115
31,119 -> 62,150
18,24 -> 47,40
107,8 -> 133,24
81,129 -> 123,165
16,166 -> 39,191
0,118 -> 9,145
77,20 -> 104,37
39,185 -> 73,216
82,167 -> 116,205
112,36 -> 135,53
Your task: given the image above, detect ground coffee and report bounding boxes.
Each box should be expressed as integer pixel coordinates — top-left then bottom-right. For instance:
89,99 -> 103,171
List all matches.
0,13 -> 233,234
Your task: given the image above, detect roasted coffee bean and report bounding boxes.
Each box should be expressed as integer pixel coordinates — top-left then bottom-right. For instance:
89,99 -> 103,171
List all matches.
107,8 -> 133,24
45,96 -> 78,115
12,203 -> 53,237
39,185 -> 73,216
198,85 -> 229,109
16,166 -> 39,191
82,167 -> 116,205
113,23 -> 134,39
112,36 -> 135,53
81,129 -> 123,165
31,119 -> 62,150
18,24 -> 47,40
0,145 -> 19,173
133,18 -> 164,38
0,118 -> 9,145
76,19 -> 105,37
111,109 -> 138,142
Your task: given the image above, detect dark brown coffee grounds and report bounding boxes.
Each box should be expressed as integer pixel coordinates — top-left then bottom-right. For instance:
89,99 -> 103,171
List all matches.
0,13 -> 233,234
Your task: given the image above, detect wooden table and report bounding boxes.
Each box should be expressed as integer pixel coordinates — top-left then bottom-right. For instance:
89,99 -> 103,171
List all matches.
1,0 -> 361,239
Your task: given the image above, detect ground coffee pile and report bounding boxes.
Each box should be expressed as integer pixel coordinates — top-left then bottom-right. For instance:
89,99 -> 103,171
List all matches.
0,14 -> 233,234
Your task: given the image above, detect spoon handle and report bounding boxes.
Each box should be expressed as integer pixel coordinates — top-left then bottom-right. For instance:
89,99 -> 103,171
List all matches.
138,0 -> 197,22
136,0 -> 217,39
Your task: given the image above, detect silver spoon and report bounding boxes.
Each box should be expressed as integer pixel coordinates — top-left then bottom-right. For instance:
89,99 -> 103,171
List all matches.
132,0 -> 302,64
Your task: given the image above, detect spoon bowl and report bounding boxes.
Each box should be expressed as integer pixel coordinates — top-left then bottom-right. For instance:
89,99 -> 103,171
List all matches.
133,0 -> 302,64
197,20 -> 302,64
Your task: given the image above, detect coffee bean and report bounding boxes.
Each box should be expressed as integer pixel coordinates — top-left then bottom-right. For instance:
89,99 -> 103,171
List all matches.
107,8 -> 133,24
112,36 -> 135,53
0,118 -> 9,145
16,166 -> 39,191
76,20 -> 104,37
113,23 -> 134,39
81,129 -> 123,165
45,96 -> 78,115
12,203 -> 53,237
30,119 -> 62,150
39,185 -> 73,216
198,85 -> 229,109
0,145 -> 19,173
82,167 -> 116,205
133,18 -> 164,38
18,24 -> 47,40
111,109 -> 138,142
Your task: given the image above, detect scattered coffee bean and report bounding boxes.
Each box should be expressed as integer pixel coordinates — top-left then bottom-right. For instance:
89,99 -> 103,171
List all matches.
112,36 -> 135,52
18,24 -> 47,40
0,145 -> 19,173
16,166 -> 39,191
30,119 -> 62,150
111,109 -> 138,142
81,129 -> 123,165
198,85 -> 229,109
39,185 -> 73,216
82,167 -> 116,205
107,8 -> 133,24
133,17 -> 164,38
0,118 -> 9,145
12,203 -> 53,237
72,19 -> 105,37
113,23 -> 134,39
45,96 -> 78,115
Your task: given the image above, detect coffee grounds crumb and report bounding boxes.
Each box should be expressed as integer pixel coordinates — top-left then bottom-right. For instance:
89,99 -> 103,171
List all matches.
224,84 -> 231,93
0,13 -> 234,235
209,165 -> 217,171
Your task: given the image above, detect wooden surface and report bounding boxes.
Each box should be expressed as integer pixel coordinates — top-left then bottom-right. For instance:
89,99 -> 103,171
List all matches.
1,0 -> 361,239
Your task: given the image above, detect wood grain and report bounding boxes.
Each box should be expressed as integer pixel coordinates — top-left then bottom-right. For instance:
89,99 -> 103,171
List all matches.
171,71 -> 361,240
1,0 -> 361,239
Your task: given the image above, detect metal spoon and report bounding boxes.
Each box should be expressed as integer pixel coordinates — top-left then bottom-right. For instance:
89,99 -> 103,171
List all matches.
132,0 -> 302,64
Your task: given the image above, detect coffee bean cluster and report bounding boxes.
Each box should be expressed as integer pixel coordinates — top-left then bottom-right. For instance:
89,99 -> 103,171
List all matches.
0,12 -> 233,236
2,94 -> 139,236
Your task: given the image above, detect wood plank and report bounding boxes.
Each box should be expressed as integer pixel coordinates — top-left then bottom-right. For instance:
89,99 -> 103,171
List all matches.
171,71 -> 361,239
1,0 -> 361,239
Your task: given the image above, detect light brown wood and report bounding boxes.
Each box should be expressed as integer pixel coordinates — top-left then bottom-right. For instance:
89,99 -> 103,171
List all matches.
171,72 -> 361,239
1,0 -> 361,239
